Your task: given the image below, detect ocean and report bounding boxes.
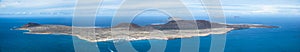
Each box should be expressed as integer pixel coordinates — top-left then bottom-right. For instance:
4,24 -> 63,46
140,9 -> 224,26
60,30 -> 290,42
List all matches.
0,16 -> 299,52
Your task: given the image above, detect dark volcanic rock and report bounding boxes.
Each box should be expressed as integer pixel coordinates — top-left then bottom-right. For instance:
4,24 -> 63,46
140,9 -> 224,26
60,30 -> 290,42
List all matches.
148,20 -> 277,30
149,20 -> 225,30
112,23 -> 141,28
226,24 -> 279,30
21,22 -> 41,28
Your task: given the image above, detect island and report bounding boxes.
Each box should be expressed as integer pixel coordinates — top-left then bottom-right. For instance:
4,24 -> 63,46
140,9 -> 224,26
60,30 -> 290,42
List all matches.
15,19 -> 278,42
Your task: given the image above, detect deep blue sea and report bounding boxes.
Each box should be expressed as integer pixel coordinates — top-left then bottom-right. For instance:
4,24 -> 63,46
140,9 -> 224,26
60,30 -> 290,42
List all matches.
0,16 -> 300,52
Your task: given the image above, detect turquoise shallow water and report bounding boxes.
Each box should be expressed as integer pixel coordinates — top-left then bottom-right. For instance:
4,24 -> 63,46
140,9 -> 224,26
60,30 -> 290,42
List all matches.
0,16 -> 299,52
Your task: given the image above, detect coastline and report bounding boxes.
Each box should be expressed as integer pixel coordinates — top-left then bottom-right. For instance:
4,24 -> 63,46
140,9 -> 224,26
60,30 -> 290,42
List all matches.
14,20 -> 277,42
17,28 -> 234,42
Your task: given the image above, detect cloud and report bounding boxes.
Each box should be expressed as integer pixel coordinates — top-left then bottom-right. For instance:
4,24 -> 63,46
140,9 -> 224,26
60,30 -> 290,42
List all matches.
0,0 -> 300,16
251,6 -> 279,13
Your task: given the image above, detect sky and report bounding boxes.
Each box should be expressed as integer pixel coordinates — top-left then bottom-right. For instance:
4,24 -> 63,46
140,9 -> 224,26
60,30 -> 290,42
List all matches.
0,0 -> 299,17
